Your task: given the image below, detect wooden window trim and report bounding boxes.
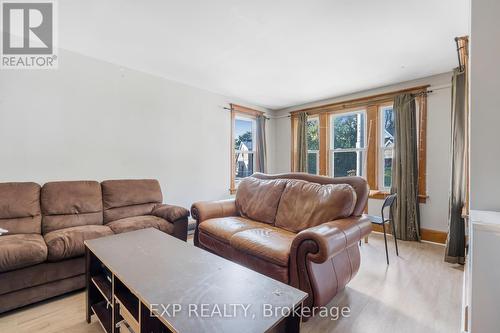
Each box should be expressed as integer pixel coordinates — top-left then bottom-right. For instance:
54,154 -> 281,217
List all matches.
230,104 -> 264,194
290,87 -> 428,203
289,85 -> 429,116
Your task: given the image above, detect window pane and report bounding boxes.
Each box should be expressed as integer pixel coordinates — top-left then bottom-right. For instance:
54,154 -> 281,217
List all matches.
235,118 -> 253,151
383,148 -> 393,188
235,152 -> 254,179
307,119 -> 319,150
332,112 -> 365,149
384,157 -> 393,188
382,107 -> 395,148
332,151 -> 364,177
307,152 -> 318,175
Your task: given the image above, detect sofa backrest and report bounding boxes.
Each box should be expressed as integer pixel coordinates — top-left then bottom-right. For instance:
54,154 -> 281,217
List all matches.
101,179 -> 162,223
41,181 -> 103,234
0,182 -> 41,234
274,179 -> 357,233
252,172 -> 369,216
235,177 -> 287,224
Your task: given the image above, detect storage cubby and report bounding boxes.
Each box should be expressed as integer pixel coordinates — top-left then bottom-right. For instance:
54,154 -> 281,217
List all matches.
114,277 -> 140,333
86,250 -> 113,333
91,301 -> 112,333
92,275 -> 112,304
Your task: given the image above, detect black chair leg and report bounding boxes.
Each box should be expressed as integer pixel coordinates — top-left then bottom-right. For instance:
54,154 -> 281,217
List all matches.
390,219 -> 399,256
382,222 -> 389,265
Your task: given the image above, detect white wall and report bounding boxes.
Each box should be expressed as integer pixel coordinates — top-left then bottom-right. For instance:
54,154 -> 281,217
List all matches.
470,0 -> 500,211
269,73 -> 453,232
0,49 -> 271,210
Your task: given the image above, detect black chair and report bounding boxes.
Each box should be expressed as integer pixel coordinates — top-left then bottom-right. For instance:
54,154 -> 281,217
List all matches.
367,194 -> 399,265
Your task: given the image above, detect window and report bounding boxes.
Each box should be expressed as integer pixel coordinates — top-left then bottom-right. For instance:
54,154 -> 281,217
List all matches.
330,110 -> 366,177
230,104 -> 263,194
307,118 -> 319,175
290,86 -> 428,202
234,116 -> 256,181
380,105 -> 394,190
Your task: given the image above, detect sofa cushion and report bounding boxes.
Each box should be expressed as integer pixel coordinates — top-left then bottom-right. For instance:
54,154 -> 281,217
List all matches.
106,215 -> 174,235
198,232 -> 290,283
230,227 -> 295,266
0,234 -> 47,272
0,182 -> 41,234
41,181 -> 103,234
235,177 -> 287,224
44,225 -> 113,262
101,179 -> 163,223
275,180 -> 357,233
199,217 -> 266,243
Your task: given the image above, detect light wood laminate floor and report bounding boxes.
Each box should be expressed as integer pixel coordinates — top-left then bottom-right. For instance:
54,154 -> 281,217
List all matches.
0,233 -> 463,333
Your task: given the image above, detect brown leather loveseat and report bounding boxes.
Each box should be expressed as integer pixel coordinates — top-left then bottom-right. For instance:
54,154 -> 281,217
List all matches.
0,179 -> 189,313
191,173 -> 371,311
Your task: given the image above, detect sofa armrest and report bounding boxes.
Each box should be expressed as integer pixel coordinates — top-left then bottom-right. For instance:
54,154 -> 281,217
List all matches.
291,215 -> 371,264
191,199 -> 238,247
289,215 -> 371,310
152,204 -> 190,222
190,199 -> 238,223
152,204 -> 190,241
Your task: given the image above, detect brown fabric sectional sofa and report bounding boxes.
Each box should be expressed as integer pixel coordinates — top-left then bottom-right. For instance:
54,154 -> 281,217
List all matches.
191,173 -> 371,312
0,179 -> 189,313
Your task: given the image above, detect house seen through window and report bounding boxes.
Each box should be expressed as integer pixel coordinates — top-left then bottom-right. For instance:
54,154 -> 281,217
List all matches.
234,116 -> 256,182
380,105 -> 395,190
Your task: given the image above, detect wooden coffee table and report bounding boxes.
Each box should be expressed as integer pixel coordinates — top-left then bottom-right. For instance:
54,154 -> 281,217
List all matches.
85,228 -> 307,333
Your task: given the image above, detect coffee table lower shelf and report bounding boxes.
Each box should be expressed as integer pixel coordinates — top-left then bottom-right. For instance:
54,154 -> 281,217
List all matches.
91,301 -> 112,333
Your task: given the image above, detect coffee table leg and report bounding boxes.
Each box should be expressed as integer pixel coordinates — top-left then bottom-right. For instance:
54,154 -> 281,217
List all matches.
141,302 -> 170,333
283,305 -> 301,333
85,247 -> 91,323
271,304 -> 301,333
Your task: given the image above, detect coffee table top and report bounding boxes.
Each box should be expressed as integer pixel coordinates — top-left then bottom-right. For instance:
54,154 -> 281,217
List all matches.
85,228 -> 307,333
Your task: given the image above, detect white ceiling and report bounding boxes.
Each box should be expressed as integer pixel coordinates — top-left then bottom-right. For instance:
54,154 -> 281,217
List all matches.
59,0 -> 469,109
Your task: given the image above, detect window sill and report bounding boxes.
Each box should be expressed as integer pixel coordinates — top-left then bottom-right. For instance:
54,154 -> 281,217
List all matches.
369,190 -> 428,203
369,190 -> 390,200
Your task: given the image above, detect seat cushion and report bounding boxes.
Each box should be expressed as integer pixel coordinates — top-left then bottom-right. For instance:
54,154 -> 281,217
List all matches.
235,177 -> 287,224
44,225 -> 113,262
275,180 -> 357,233
0,234 -> 47,272
198,232 -> 290,283
0,182 -> 41,234
198,217 -> 267,243
230,227 -> 295,266
106,215 -> 174,235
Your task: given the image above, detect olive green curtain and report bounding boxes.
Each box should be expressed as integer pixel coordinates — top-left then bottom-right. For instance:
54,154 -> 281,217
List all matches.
296,112 -> 308,172
445,68 -> 467,264
256,115 -> 267,173
391,93 -> 421,241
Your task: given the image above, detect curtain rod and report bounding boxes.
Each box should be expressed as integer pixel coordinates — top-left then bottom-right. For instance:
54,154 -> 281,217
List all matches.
222,106 -> 270,120
224,84 -> 451,120
288,85 -> 449,117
